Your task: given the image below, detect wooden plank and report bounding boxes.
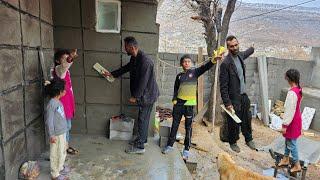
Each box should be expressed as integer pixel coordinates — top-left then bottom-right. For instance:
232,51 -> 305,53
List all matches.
197,47 -> 204,113
258,56 -> 269,125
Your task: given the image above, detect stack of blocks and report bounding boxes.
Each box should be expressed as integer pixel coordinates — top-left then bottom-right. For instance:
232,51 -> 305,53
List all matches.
109,116 -> 134,141
159,120 -> 172,148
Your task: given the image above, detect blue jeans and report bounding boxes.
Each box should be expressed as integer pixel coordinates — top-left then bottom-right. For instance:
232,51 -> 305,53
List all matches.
66,119 -> 72,142
284,138 -> 299,163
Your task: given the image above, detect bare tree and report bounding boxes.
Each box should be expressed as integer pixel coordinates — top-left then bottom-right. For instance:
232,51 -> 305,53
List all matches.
184,0 -> 237,123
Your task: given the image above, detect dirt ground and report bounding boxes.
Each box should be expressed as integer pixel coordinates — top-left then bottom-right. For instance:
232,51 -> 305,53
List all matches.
173,118 -> 320,180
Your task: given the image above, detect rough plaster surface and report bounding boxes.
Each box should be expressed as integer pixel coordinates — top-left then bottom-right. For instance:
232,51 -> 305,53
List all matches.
0,4 -> 21,45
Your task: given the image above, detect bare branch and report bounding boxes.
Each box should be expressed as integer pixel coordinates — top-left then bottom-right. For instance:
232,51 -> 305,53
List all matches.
220,0 -> 237,44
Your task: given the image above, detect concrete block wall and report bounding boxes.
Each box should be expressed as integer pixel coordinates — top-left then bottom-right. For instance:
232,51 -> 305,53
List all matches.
53,0 -> 159,135
0,0 -> 53,179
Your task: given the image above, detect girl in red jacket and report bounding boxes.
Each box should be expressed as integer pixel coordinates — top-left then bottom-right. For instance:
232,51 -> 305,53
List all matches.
278,69 -> 302,173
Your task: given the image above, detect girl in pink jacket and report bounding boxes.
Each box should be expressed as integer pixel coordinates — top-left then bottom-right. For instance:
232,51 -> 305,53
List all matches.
278,69 -> 302,173
53,49 -> 78,155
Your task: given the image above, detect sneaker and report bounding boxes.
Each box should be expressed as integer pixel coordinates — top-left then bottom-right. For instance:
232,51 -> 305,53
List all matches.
182,149 -> 190,160
52,175 -> 69,180
230,143 -> 240,153
59,165 -> 71,175
125,146 -> 145,154
246,141 -> 256,150
162,146 -> 174,154
128,139 -> 148,147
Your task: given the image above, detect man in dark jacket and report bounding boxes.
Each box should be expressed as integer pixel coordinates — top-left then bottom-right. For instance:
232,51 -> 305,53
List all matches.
219,35 -> 255,153
104,36 -> 159,154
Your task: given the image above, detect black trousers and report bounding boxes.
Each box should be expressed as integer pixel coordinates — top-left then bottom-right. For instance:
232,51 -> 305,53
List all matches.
135,104 -> 153,149
227,94 -> 253,145
167,105 -> 193,150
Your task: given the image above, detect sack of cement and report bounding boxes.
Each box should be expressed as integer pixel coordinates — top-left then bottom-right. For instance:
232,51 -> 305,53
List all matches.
109,114 -> 134,141
19,161 -> 40,180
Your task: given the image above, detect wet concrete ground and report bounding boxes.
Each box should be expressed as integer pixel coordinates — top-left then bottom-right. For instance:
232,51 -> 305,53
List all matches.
38,134 -> 192,180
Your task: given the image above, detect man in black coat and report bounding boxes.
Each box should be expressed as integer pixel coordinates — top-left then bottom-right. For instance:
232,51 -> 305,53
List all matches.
219,35 -> 255,153
104,36 -> 159,154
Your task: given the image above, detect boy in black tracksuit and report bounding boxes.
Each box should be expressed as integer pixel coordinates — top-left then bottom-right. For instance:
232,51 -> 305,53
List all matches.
162,54 -> 221,159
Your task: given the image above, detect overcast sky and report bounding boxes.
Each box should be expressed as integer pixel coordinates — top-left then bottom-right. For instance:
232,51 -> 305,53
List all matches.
241,0 -> 320,8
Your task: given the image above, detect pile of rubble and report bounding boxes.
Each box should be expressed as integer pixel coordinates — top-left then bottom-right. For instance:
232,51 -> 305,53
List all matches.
271,100 -> 285,117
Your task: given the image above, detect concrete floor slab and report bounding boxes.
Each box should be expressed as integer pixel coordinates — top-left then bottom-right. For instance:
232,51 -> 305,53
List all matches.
38,135 -> 192,180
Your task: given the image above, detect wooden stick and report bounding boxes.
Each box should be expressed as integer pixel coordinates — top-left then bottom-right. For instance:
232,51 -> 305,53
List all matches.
197,47 -> 204,113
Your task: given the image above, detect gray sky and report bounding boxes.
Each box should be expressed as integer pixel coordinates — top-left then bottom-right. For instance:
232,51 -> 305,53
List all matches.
241,0 -> 320,8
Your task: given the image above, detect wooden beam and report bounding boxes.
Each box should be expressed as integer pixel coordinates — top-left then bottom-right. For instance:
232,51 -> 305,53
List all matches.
197,47 -> 204,113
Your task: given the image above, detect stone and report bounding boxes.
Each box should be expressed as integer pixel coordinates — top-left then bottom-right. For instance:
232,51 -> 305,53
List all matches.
159,120 -> 172,137
24,82 -> 42,125
84,52 -> 121,76
109,130 -> 133,141
42,50 -> 54,80
20,0 -> 39,17
52,0 -> 81,27
83,30 -> 121,52
0,89 -> 24,141
71,76 -> 84,104
54,27 -> 82,49
21,14 -> 41,47
85,77 -> 121,104
40,0 -> 53,24
3,132 -> 27,180
23,49 -> 39,81
122,2 -> 158,33
86,104 -> 120,135
81,0 -> 96,28
71,104 -> 86,134
2,0 -> 19,8
185,155 -> 197,174
26,119 -> 45,159
69,50 -> 84,76
41,23 -> 54,48
0,4 -> 21,45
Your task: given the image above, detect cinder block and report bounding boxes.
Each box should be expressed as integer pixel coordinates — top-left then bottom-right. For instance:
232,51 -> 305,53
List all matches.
0,4 -> 21,45
0,89 -> 24,141
122,2 -> 158,33
84,52 -> 121,76
110,116 -> 134,132
71,77 -> 85,104
109,130 -> 133,141
85,77 -> 121,104
185,156 -> 197,173
42,50 -> 54,79
26,118 -> 45,159
83,30 -> 121,52
159,120 -> 172,137
21,14 -> 41,47
81,0 -> 96,28
54,27 -> 82,49
23,49 -> 39,81
162,53 -> 178,61
2,0 -> 19,8
20,0 -> 39,17
159,136 -> 168,148
24,82 -> 42,125
86,104 -> 120,135
69,50 -> 84,76
53,0 -> 81,27
122,32 -> 159,55
41,23 -> 54,48
3,132 -> 27,180
71,104 -> 86,134
40,0 -> 53,24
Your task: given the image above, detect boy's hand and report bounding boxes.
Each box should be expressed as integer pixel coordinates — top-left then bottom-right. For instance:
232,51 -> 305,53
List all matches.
172,100 -> 177,105
50,136 -> 57,144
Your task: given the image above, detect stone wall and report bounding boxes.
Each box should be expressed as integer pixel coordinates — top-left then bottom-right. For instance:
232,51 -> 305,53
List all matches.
0,0 -> 53,179
158,52 -> 314,112
53,0 -> 159,135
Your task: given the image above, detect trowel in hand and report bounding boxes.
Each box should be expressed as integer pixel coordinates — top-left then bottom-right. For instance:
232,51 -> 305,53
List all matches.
93,63 -> 115,83
220,104 -> 242,123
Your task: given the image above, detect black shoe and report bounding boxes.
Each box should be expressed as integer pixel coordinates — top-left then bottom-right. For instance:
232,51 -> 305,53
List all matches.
230,143 -> 240,153
125,146 -> 145,154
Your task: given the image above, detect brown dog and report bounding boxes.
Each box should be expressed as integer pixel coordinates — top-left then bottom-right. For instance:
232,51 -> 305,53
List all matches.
217,152 -> 275,180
